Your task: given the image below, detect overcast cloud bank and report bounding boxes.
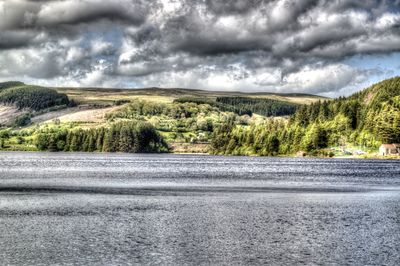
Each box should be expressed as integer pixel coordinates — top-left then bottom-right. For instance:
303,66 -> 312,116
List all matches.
0,0 -> 399,96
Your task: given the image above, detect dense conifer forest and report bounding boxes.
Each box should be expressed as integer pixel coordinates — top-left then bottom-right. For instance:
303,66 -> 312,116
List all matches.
175,96 -> 299,116
210,77 -> 400,156
0,81 -> 25,90
35,121 -> 168,153
216,97 -> 299,117
0,86 -> 70,110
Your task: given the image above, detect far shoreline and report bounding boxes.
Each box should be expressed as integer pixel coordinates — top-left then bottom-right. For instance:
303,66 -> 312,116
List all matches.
0,150 -> 398,160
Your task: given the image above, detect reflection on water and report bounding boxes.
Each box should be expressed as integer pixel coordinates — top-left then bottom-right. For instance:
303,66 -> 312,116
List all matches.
0,152 -> 399,265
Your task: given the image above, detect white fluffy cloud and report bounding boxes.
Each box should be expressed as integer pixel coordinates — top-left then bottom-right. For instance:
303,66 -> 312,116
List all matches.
282,64 -> 368,94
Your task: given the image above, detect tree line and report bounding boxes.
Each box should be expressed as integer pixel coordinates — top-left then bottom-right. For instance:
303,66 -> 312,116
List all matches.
175,96 -> 299,117
35,121 -> 168,153
0,86 -> 70,111
107,99 -> 236,140
216,97 -> 299,117
210,77 -> 400,156
0,81 -> 25,90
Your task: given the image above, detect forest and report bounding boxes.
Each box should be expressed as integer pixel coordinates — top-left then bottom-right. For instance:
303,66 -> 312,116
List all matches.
175,96 -> 299,117
106,99 -> 240,144
0,81 -> 25,90
35,121 -> 168,153
216,97 -> 299,117
0,86 -> 70,110
210,77 -> 400,156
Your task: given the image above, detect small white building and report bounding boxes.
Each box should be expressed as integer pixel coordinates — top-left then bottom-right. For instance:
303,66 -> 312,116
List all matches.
379,144 -> 400,156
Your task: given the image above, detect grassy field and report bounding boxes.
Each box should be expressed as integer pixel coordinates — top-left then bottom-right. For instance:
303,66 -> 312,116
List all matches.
55,87 -> 326,105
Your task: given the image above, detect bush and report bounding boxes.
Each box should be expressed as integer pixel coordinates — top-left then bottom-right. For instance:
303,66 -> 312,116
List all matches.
13,114 -> 31,127
113,99 -> 131,106
0,130 -> 10,138
68,99 -> 78,107
16,136 -> 24,144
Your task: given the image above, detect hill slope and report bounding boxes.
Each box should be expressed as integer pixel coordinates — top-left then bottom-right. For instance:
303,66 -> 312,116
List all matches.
54,86 -> 325,105
292,77 -> 400,145
0,82 -> 325,126
211,77 -> 400,156
0,82 -> 325,152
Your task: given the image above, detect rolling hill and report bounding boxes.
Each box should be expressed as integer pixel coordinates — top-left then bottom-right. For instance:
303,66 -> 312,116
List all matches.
0,81 -> 326,153
210,77 -> 400,157
0,82 -> 325,126
5,77 -> 398,157
54,86 -> 324,105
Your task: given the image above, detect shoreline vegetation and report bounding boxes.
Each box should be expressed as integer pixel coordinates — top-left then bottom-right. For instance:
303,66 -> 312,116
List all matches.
0,77 -> 399,159
0,150 -> 398,160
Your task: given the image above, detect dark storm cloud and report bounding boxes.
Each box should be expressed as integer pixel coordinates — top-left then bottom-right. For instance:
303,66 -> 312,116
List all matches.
157,0 -> 398,57
0,0 -> 148,30
160,15 -> 264,55
0,31 -> 39,49
205,0 -> 264,14
35,0 -> 148,26
0,0 -> 399,94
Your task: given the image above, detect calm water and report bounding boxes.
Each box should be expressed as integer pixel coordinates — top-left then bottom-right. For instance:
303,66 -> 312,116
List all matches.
0,152 -> 399,265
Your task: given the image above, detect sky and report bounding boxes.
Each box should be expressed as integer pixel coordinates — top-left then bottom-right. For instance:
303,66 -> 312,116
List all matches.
0,0 -> 399,97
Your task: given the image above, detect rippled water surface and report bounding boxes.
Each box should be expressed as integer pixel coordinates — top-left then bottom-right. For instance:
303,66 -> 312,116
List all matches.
0,152 -> 399,265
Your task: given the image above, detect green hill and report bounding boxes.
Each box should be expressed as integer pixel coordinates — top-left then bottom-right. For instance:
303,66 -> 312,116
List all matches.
54,86 -> 325,105
2,78 -> 397,157
0,81 -> 25,90
211,77 -> 400,156
292,77 -> 400,145
0,82 -> 324,153
0,86 -> 70,111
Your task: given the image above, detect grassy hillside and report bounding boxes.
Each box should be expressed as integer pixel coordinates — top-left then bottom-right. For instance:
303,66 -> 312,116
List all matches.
1,77 -> 398,157
0,81 -> 325,153
55,86 -> 325,105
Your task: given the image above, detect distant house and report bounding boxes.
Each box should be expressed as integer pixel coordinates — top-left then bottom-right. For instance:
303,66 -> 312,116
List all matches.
379,144 -> 400,156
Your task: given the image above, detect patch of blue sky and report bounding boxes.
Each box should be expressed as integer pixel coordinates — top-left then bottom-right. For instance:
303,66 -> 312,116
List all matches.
344,52 -> 400,84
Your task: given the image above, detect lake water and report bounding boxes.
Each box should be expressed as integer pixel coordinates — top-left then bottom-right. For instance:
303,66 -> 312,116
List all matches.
0,152 -> 399,265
